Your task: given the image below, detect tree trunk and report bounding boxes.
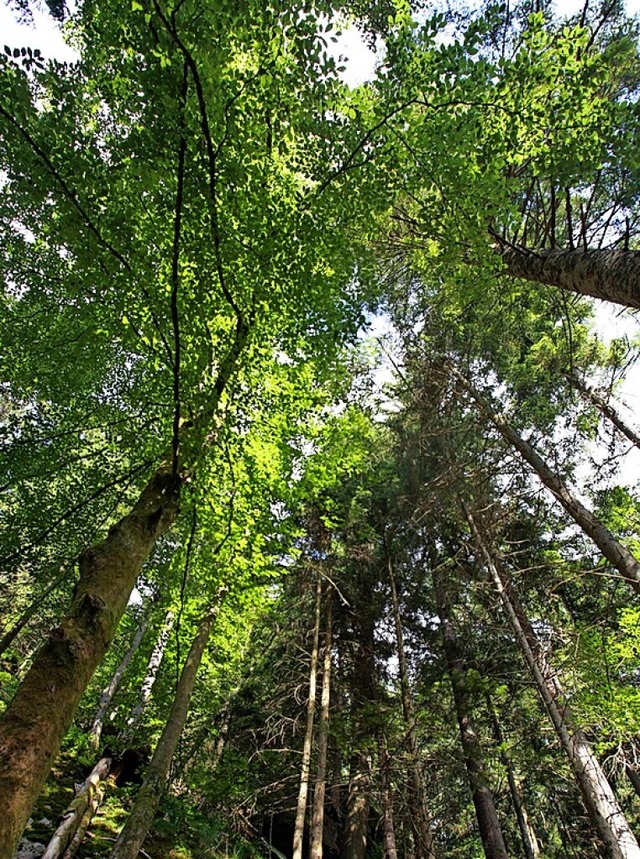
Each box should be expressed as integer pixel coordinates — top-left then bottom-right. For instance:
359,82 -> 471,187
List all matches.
568,373 -> 640,451
121,609 -> 174,742
343,758 -> 371,859
0,465 -> 181,859
310,591 -> 333,859
451,366 -> 640,594
499,245 -> 640,309
109,598 -> 223,859
0,564 -> 74,659
486,694 -> 540,859
626,765 -> 640,800
342,601 -> 376,859
0,318 -> 248,858
41,756 -> 112,859
89,613 -> 151,750
432,564 -> 509,859
385,547 -> 438,859
465,504 -> 640,859
379,733 -> 399,859
293,567 -> 323,859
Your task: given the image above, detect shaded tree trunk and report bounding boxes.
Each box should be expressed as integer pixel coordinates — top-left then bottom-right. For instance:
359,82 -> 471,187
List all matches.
343,759 -> 371,859
342,603 -> 376,859
109,597 -> 223,859
385,545 -> 437,859
431,564 -> 509,859
451,366 -> 640,594
293,567 -> 323,859
466,505 -> 640,859
379,733 -> 399,859
0,466 -> 181,859
310,591 -> 333,859
89,613 -> 151,750
486,694 -> 540,859
499,244 -> 640,309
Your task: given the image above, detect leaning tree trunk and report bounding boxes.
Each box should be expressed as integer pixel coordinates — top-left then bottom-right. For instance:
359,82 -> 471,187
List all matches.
0,465 -> 181,859
431,564 -> 509,859
89,611 -> 151,750
498,244 -> 640,309
120,609 -> 174,742
310,591 -> 333,859
293,567 -> 323,859
109,598 -> 223,859
465,504 -> 640,859
41,756 -> 112,859
451,366 -> 640,594
0,321 -> 248,859
385,544 -> 438,859
568,373 -> 640,452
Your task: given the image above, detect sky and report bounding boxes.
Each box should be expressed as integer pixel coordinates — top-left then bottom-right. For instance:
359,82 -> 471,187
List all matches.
2,0 -> 640,485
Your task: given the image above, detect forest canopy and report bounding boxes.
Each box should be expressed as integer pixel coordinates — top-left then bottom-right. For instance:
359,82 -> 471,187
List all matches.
2,0 -> 640,858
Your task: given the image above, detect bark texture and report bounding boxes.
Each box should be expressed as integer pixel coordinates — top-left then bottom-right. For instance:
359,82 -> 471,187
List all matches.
109,601 -> 221,859
432,566 -> 509,859
89,615 -> 150,750
386,550 -> 437,859
452,367 -> 640,593
0,467 -> 181,859
42,756 -> 112,859
500,245 -> 640,309
293,568 -> 322,859
466,505 -> 640,859
121,609 -> 174,741
310,593 -> 333,859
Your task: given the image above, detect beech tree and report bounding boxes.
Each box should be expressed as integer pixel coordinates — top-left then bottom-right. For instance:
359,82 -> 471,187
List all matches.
2,0 -> 640,856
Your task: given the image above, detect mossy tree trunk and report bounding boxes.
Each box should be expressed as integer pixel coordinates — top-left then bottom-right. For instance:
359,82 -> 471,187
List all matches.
0,467 -> 181,859
109,598 -> 223,859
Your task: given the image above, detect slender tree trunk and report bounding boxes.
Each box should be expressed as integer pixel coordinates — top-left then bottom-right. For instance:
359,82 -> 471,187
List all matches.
451,366 -> 640,593
0,564 -> 74,659
568,373 -> 640,451
293,567 -> 323,859
89,613 -> 151,750
379,733 -> 399,859
431,564 -> 509,859
41,756 -> 112,859
0,466 -> 181,859
310,592 -> 333,859
465,505 -> 640,859
486,694 -> 540,859
121,610 -> 174,742
109,598 -> 223,859
385,547 -> 438,859
498,244 -> 640,309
